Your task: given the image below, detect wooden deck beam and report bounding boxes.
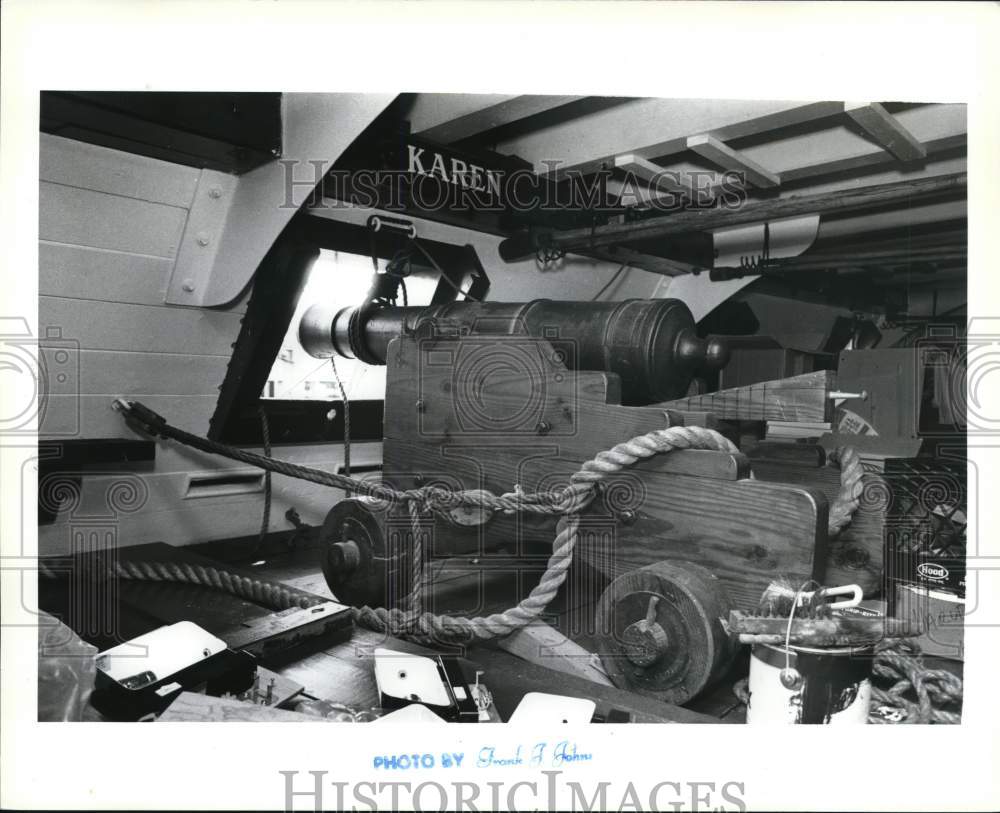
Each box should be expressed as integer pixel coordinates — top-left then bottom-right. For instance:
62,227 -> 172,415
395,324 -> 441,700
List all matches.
845,102 -> 928,162
686,133 -> 781,188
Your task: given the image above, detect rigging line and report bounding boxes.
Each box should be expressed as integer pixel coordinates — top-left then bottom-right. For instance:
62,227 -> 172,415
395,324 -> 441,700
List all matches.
590,263 -> 630,301
409,238 -> 481,302
272,357 -> 332,400
330,355 -> 351,478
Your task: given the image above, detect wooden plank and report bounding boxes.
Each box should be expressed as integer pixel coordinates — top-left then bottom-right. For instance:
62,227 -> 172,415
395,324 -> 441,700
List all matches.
39,296 -> 244,355
661,370 -> 835,423
543,466 -> 827,611
845,102 -> 928,162
417,95 -> 584,143
497,620 -> 614,687
277,628 -> 719,723
39,181 -> 187,259
465,639 -> 726,724
614,153 -> 695,197
40,348 -> 226,395
39,463 -> 343,530
40,394 -> 218,439
499,171 -> 966,261
36,476 -> 337,555
39,241 -> 172,306
141,441 -> 381,476
158,692 -> 321,722
40,132 -> 200,208
686,133 -> 781,188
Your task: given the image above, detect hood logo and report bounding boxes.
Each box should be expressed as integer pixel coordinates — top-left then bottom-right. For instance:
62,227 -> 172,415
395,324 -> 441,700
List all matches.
917,562 -> 949,580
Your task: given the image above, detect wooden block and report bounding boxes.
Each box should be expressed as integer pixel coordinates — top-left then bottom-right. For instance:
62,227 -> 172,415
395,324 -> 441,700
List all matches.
686,133 -> 781,188
745,441 -> 826,467
749,459 -> 883,595
845,102 -> 928,162
661,370 -> 835,423
614,153 -> 696,198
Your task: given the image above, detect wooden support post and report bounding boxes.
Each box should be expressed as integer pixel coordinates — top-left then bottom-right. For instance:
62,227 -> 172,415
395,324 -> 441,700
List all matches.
845,103 -> 928,162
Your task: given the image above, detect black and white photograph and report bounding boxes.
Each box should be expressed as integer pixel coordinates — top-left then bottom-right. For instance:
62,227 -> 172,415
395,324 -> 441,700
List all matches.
2,2 -> 999,811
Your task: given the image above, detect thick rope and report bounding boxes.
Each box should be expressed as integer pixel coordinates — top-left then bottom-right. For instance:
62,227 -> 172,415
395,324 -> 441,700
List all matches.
869,639 -> 963,724
37,558 -> 324,613
828,446 -> 865,538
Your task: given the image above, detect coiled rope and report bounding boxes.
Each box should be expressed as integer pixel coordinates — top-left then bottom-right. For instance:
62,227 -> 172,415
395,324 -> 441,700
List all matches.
869,639 -> 963,724
107,400 -> 860,645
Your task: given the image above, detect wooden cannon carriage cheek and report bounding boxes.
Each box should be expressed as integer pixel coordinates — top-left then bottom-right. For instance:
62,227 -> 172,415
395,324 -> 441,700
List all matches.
320,327 -> 849,705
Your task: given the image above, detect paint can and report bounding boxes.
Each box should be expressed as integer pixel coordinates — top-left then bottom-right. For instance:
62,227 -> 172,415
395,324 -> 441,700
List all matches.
746,642 -> 874,724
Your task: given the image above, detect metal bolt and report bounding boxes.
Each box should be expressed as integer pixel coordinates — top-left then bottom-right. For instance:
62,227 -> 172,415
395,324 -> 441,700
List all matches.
618,509 -> 637,525
415,399 -> 425,413
535,420 -> 551,435
208,187 -> 222,199
196,233 -> 211,247
181,279 -> 195,293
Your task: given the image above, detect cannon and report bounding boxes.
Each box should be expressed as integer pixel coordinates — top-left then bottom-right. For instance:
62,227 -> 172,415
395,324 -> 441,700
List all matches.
300,297 -> 832,703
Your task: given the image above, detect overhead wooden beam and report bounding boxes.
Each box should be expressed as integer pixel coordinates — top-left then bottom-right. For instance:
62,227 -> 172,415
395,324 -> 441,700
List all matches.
416,95 -> 585,143
403,93 -> 518,134
614,153 -> 696,198
845,102 -> 928,162
498,171 -> 966,262
686,133 -> 781,188
605,133 -> 965,208
516,100 -> 846,179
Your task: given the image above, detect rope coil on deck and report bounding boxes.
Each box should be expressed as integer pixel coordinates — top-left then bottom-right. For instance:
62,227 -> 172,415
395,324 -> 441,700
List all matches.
101,400 -> 862,645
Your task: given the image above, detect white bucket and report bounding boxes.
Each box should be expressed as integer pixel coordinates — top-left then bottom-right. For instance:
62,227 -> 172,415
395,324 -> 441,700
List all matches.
747,642 -> 873,724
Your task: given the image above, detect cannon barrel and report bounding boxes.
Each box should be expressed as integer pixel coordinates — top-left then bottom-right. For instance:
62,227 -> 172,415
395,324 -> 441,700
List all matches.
299,298 -> 728,404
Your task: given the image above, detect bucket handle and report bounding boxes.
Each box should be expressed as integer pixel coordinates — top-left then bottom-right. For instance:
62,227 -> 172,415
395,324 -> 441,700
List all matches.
812,584 -> 863,610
